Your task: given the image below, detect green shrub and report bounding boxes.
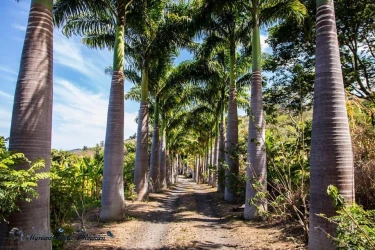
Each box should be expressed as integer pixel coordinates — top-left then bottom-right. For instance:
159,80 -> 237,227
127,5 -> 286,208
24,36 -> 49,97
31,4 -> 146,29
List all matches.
325,185 -> 375,249
0,136 -> 48,222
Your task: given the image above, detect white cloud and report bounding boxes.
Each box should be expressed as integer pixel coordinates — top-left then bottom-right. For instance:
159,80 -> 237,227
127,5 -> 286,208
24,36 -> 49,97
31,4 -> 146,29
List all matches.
52,78 -> 137,150
12,23 -> 26,31
0,108 -> 12,130
0,66 -> 17,76
0,91 -> 13,99
260,34 -> 271,53
53,31 -> 111,89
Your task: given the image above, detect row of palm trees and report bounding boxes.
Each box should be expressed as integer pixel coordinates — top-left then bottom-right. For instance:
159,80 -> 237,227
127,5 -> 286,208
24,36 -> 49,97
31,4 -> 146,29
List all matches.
3,0 -> 354,249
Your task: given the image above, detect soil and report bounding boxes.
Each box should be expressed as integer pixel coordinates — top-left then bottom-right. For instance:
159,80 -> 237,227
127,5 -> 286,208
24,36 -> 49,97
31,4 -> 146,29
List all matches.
66,176 -> 306,250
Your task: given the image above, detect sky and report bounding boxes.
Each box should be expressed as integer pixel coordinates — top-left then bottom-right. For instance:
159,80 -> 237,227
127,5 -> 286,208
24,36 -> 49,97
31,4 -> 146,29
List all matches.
0,1 -> 270,150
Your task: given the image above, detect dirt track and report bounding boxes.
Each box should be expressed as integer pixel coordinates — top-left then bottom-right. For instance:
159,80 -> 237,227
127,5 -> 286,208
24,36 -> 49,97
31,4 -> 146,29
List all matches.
67,176 -> 305,249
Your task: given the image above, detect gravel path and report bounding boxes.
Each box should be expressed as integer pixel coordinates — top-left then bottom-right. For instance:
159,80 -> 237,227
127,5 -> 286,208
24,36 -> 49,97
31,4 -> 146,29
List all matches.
68,176 -> 305,249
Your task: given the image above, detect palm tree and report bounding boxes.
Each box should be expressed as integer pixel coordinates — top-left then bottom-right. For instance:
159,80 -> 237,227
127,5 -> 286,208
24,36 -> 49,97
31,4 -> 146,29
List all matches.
244,0 -> 306,220
147,58 -> 175,192
308,1 -> 354,249
53,0 -> 135,220
194,0 -> 252,202
2,0 -> 54,249
126,0 -> 192,200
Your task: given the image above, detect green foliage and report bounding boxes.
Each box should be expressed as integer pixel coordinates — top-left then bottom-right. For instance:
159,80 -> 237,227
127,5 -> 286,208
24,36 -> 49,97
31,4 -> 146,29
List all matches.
50,150 -> 84,229
50,147 -> 105,249
324,185 -> 375,249
347,98 -> 375,210
247,113 -> 311,242
0,136 -> 48,222
124,140 -> 136,200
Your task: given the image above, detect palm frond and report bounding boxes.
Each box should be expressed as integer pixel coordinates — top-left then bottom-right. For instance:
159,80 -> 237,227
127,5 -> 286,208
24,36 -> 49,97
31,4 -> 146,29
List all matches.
260,0 -> 307,28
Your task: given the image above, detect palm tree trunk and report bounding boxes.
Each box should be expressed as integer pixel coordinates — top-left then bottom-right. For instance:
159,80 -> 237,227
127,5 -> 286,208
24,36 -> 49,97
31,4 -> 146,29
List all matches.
175,153 -> 179,183
212,121 -> 219,188
194,156 -> 199,183
175,154 -> 178,183
225,38 -> 239,202
245,21 -> 267,220
166,149 -> 171,186
134,65 -> 149,201
218,101 -> 226,192
199,155 -> 201,184
172,154 -> 176,184
100,17 -> 126,220
309,1 -> 354,249
3,1 -> 53,249
0,0 -> 53,249
209,138 -> 213,185
182,155 -> 185,175
204,144 -> 208,184
159,118 -> 167,189
149,98 -> 160,192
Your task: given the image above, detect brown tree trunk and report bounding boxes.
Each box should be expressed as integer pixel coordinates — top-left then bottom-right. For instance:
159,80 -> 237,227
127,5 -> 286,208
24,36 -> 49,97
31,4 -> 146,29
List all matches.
309,1 -> 355,249
4,1 -> 53,249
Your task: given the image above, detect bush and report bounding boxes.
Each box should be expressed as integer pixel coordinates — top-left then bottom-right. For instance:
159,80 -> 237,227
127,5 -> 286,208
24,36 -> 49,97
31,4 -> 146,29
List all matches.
324,185 -> 375,249
0,136 -> 48,222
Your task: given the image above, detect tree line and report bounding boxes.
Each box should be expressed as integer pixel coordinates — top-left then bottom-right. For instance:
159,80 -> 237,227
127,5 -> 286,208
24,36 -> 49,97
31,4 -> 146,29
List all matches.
1,0 -> 375,249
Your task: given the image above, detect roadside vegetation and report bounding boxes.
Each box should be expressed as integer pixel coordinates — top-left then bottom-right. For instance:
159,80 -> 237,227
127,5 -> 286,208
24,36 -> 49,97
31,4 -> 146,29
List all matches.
1,0 -> 375,249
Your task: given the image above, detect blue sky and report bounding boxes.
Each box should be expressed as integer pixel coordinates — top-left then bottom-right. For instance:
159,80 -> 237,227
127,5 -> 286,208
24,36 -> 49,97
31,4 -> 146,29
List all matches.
0,1 -> 270,150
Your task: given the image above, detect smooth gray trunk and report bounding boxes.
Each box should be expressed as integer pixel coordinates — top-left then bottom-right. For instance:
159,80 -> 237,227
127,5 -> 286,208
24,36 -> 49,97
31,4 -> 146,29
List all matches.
170,154 -> 175,185
166,150 -> 172,186
159,130 -> 166,189
309,2 -> 355,249
218,122 -> 225,192
100,71 -> 125,221
134,102 -> 149,201
212,135 -> 218,188
195,156 -> 199,183
149,126 -> 160,192
4,3 -> 53,249
209,145 -> 213,185
225,86 -> 239,202
244,68 -> 267,220
175,153 -> 179,183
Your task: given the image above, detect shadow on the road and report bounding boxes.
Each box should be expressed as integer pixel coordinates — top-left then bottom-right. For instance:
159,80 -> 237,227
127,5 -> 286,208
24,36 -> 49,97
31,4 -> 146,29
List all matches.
123,178 -> 228,225
118,240 -> 238,249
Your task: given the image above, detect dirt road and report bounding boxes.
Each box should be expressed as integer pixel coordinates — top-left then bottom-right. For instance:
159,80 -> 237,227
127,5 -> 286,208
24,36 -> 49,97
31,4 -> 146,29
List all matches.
67,177 -> 305,249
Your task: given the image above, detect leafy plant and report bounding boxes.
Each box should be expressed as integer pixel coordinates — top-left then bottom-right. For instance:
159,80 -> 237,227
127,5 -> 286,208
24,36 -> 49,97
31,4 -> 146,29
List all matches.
247,117 -> 311,242
0,136 -> 48,223
322,185 -> 375,249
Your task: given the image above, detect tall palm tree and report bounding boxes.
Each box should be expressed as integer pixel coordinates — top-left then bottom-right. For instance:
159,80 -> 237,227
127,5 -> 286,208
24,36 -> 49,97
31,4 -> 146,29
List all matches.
195,0 -> 252,202
308,1 -> 354,249
244,0 -> 306,220
126,0 -> 192,200
54,0 -> 134,220
187,41 -> 251,192
147,57 -> 175,192
3,1 -> 54,248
